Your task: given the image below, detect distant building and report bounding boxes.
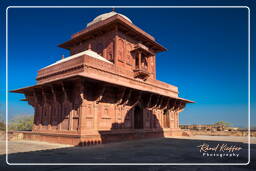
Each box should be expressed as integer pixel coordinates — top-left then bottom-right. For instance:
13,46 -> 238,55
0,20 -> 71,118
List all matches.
180,124 -> 238,131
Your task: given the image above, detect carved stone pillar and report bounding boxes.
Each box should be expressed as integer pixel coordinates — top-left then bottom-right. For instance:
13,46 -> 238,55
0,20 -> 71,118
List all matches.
175,101 -> 185,129
150,109 -> 154,129
138,50 -> 142,69
146,94 -> 152,109
50,85 -> 60,130
41,88 -> 51,130
44,88 -> 52,130
114,25 -> 118,64
78,80 -> 87,134
93,102 -> 98,131
131,107 -> 134,129
143,108 -> 146,129
153,56 -> 156,79
176,112 -> 179,129
173,111 -> 177,129
60,82 -> 72,131
26,91 -> 39,131
169,110 -> 174,129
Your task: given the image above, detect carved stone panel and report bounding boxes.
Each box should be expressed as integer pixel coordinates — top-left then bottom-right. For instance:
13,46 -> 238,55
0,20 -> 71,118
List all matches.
106,41 -> 114,61
85,103 -> 94,129
126,43 -> 133,65
118,38 -> 125,62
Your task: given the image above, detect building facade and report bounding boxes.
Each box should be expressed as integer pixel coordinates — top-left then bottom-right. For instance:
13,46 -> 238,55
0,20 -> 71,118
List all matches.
12,11 -> 193,145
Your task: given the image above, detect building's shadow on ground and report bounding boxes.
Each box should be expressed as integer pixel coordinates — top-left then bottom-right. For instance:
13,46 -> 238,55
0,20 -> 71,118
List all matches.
1,137 -> 255,171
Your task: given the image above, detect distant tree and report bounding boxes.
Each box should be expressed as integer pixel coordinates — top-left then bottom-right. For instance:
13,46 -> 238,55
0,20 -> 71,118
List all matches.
0,115 -> 5,131
0,105 -> 6,131
8,115 -> 34,131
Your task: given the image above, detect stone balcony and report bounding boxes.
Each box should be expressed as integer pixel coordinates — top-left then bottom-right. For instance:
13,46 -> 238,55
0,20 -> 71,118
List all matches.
133,67 -> 150,80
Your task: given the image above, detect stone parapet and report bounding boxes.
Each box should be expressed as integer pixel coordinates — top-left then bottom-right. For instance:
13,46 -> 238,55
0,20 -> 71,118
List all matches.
36,55 -> 178,98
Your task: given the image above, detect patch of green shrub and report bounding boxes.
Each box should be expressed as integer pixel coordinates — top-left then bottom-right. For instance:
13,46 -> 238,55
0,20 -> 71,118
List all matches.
8,115 -> 34,131
0,115 -> 5,131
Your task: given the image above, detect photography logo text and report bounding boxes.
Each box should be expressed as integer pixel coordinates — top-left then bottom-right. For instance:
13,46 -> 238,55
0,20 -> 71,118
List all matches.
197,143 -> 242,158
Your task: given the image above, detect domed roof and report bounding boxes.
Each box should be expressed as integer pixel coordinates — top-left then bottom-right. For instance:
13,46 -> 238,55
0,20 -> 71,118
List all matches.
87,11 -> 132,27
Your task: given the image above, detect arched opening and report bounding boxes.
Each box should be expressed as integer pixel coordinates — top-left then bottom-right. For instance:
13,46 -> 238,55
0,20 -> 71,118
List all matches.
134,105 -> 143,129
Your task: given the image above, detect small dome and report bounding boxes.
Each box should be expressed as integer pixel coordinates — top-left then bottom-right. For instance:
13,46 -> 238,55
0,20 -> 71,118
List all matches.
87,11 -> 132,27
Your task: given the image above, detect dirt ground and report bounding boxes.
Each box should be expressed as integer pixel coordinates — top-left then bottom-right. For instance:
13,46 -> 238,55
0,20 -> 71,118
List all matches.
0,136 -> 255,171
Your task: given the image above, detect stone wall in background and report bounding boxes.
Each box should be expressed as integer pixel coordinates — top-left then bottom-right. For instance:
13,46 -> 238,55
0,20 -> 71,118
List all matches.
190,130 -> 256,137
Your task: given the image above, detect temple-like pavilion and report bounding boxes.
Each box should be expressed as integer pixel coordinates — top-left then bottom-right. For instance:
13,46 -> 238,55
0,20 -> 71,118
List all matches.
11,11 -> 194,145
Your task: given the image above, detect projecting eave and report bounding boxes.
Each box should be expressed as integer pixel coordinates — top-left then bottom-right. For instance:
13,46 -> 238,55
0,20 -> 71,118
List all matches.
175,97 -> 195,103
10,74 -> 82,94
10,85 -> 38,94
11,75 -> 194,105
58,14 -> 167,53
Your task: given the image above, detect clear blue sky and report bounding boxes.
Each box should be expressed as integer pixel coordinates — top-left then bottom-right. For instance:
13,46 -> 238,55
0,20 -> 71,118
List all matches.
0,0 -> 255,128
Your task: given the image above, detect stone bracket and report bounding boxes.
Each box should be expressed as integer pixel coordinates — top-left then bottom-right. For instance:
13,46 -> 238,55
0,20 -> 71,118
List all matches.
96,86 -> 106,104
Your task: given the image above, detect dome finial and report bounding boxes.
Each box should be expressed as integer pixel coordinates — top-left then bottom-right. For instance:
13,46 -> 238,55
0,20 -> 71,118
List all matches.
86,10 -> 132,27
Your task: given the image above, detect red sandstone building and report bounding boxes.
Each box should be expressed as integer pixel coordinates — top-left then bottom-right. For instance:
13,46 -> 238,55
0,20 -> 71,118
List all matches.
12,11 -> 193,145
